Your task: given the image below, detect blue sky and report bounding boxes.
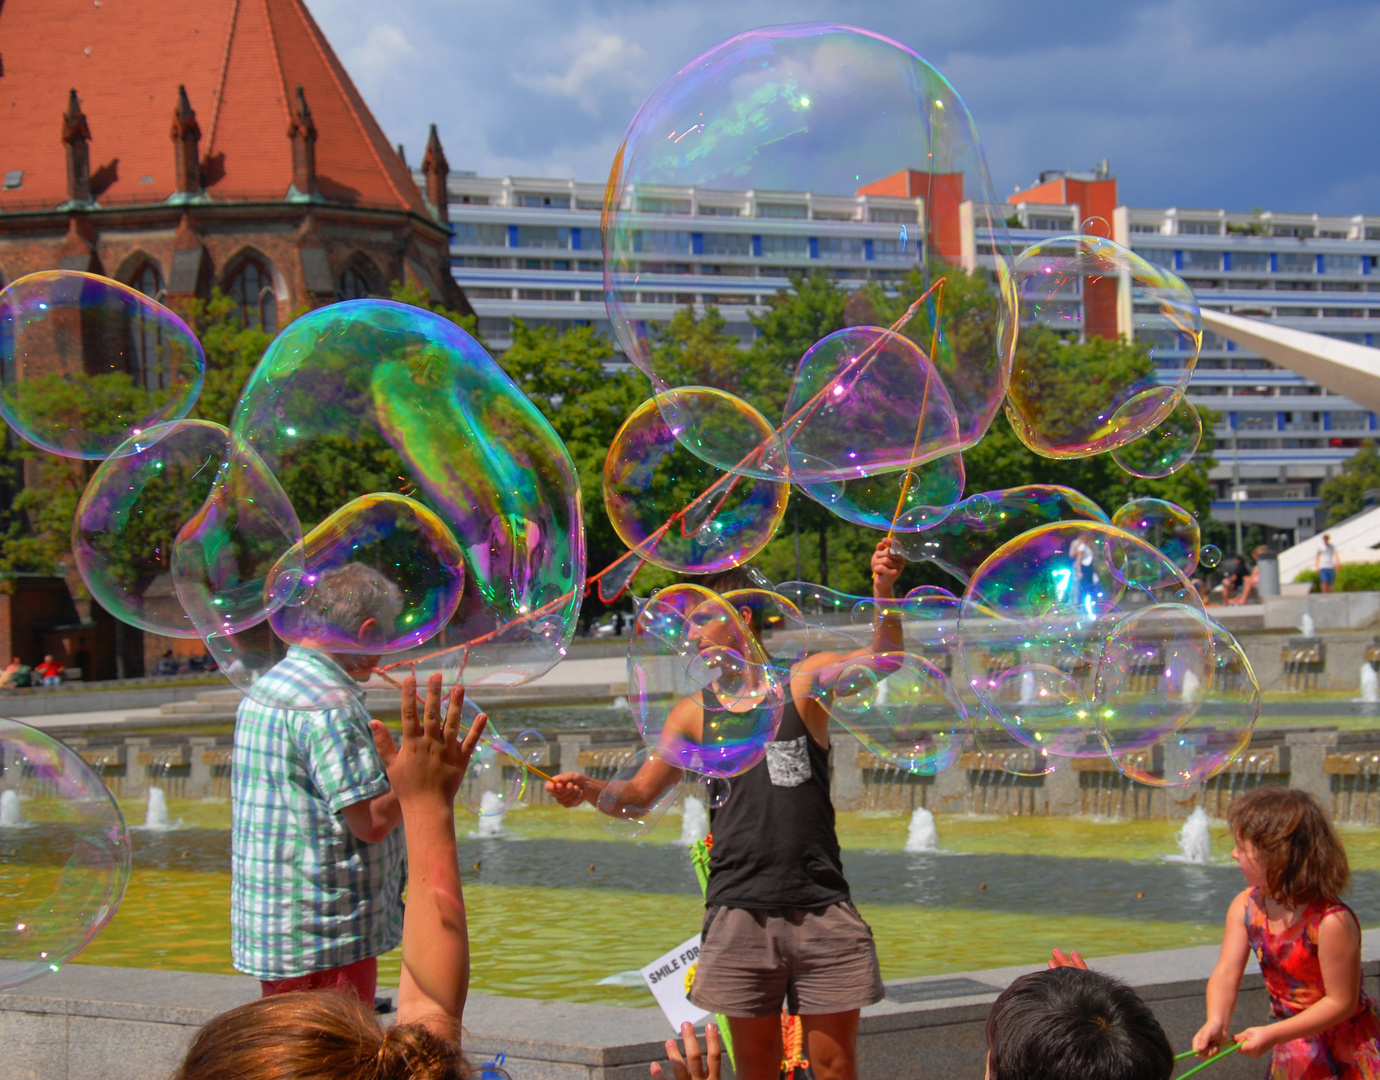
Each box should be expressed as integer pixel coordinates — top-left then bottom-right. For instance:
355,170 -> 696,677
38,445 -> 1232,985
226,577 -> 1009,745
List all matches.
307,0 -> 1380,215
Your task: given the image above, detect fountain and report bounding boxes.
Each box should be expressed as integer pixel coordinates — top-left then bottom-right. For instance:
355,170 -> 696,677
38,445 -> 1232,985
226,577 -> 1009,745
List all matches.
612,695 -> 629,713
475,790 -> 508,838
0,788 -> 22,826
904,807 -> 940,853
680,797 -> 709,846
1172,807 -> 1212,865
1361,664 -> 1379,704
1300,613 -> 1316,637
144,786 -> 172,830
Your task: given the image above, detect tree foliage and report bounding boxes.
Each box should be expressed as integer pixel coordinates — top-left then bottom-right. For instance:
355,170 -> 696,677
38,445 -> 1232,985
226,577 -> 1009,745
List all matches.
1318,441 -> 1380,527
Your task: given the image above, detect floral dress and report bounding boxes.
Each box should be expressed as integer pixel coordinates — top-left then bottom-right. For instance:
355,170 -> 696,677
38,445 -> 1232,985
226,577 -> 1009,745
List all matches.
1245,887 -> 1380,1080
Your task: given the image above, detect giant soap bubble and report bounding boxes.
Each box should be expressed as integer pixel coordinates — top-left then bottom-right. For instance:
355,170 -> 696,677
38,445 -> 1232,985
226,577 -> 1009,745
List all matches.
0,271 -> 204,459
628,583 -> 783,777
1111,497 -> 1201,581
1006,235 -> 1200,458
227,299 -> 584,695
1,719 -> 130,990
958,522 -> 1210,758
75,420 -> 298,638
604,391 -> 787,573
603,23 -> 1016,454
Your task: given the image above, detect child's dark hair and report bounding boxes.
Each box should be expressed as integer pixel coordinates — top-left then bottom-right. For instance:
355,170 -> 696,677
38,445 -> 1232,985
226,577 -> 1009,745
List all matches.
986,967 -> 1173,1080
173,991 -> 470,1080
1227,787 -> 1349,908
691,567 -> 771,635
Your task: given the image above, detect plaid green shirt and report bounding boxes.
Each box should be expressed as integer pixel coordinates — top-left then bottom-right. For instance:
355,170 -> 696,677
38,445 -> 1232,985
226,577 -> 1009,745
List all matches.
230,646 -> 404,980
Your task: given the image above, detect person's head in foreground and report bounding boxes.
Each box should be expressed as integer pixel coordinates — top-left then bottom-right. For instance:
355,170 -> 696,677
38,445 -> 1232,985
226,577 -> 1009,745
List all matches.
172,991 -> 467,1080
1226,786 -> 1348,908
986,967 -> 1173,1080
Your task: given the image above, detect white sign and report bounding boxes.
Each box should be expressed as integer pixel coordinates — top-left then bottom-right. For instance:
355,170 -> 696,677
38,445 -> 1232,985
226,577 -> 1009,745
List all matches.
640,934 -> 711,1033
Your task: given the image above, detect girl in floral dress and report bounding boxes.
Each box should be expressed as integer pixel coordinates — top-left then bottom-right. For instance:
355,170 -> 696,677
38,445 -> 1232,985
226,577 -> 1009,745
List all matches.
1195,787 -> 1380,1079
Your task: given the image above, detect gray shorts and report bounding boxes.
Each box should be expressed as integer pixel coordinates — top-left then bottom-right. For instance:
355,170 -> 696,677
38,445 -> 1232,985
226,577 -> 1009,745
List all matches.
687,902 -> 884,1018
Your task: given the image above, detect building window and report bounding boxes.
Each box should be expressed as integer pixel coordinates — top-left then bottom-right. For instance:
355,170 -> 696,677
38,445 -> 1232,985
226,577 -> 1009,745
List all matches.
227,259 -> 278,334
702,233 -> 752,257
756,203 -> 808,219
1178,222 -> 1221,235
1323,254 -> 1363,275
633,230 -> 692,256
454,222 -> 508,247
868,207 -> 916,224
1134,248 -> 1176,268
334,267 -> 376,301
759,234 -> 809,257
1276,252 -> 1314,274
131,263 -> 162,298
1181,250 -> 1222,271
1231,252 -> 1270,272
514,225 -> 570,250
815,236 -> 866,260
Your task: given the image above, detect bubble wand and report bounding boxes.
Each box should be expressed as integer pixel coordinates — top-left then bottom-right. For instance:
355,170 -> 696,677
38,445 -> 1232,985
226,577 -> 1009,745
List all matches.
885,276 -> 947,548
1173,1044 -> 1240,1077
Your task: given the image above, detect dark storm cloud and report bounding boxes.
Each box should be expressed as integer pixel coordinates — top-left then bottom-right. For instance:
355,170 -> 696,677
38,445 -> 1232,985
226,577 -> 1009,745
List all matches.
308,0 -> 1380,214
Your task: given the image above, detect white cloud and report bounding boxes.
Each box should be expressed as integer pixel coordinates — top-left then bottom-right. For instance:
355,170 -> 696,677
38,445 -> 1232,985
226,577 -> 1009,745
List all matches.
341,23 -> 418,102
517,29 -> 648,115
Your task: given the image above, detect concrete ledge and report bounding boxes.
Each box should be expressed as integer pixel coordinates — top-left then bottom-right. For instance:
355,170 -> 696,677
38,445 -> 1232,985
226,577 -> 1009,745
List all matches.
10,939 -> 1380,1080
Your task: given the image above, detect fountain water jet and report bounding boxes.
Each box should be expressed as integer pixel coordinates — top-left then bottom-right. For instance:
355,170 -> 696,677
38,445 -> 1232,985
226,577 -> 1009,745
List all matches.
905,807 -> 940,853
1174,807 -> 1212,865
680,797 -> 708,846
144,786 -> 172,830
1362,663 -> 1378,704
0,788 -> 22,826
476,790 -> 508,838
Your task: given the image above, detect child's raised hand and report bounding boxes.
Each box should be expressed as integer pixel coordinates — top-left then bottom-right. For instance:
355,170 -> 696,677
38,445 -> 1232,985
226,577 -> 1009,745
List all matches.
650,1022 -> 720,1080
372,673 -> 487,806
1047,947 -> 1088,970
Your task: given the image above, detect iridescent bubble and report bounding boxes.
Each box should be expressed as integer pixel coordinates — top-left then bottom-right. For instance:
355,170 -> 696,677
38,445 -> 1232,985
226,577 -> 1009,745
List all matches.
958,522 -> 1207,755
825,652 -> 968,773
604,24 -> 1015,447
692,773 -> 732,810
604,391 -> 787,573
1200,544 -> 1222,570
1006,235 -> 1200,458
1110,618 -> 1258,787
74,420 -> 294,637
169,429 -> 303,638
894,484 -> 1109,585
628,583 -> 783,777
1095,603 -> 1214,756
0,718 -> 131,990
779,327 -> 962,483
1080,216 -> 1112,239
1111,397 -> 1202,479
513,730 -> 548,767
597,747 -> 683,839
799,450 -> 964,533
267,494 -> 464,655
1111,497 -> 1201,580
0,271 -> 205,459
230,298 -> 584,691
459,742 -> 526,819
720,588 -> 809,670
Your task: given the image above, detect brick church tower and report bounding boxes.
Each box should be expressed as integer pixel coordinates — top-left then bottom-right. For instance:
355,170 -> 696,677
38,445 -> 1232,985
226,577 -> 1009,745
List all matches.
0,0 -> 468,321
0,0 -> 469,678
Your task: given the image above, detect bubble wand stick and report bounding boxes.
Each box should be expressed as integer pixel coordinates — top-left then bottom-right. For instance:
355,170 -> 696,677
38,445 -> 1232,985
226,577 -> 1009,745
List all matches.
885,276 -> 946,548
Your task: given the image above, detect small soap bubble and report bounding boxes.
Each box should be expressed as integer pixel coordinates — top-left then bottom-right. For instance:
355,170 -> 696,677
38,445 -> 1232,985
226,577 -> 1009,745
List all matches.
0,271 -> 204,459
693,773 -> 732,810
1111,497 -> 1202,580
1200,544 -> 1222,570
513,730 -> 548,767
967,493 -> 993,520
0,718 -> 131,990
1080,216 -> 1112,239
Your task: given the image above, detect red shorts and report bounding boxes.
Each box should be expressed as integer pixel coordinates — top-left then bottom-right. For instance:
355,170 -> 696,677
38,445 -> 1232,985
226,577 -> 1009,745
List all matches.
260,956 -> 377,1004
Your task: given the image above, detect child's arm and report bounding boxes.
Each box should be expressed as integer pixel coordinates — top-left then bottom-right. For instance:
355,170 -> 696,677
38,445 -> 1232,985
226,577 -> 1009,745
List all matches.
1234,909 -> 1363,1057
1194,890 -> 1253,1055
369,673 -> 487,1039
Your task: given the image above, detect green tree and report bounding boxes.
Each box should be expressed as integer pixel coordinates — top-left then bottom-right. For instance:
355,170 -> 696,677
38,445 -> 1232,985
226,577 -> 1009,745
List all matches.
174,289 -> 276,428
1318,441 -> 1380,526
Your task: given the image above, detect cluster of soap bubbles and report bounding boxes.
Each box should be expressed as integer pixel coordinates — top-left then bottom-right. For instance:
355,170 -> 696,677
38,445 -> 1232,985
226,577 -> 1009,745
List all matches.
587,23 -> 1252,836
0,23 -> 1256,959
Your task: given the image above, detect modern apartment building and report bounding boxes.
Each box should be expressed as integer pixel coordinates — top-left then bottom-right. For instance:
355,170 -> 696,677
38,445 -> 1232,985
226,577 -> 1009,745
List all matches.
439,168 -> 1380,546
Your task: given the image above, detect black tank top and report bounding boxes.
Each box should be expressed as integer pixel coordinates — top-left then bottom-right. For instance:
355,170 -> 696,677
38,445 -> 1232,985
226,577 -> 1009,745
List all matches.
705,694 -> 850,909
